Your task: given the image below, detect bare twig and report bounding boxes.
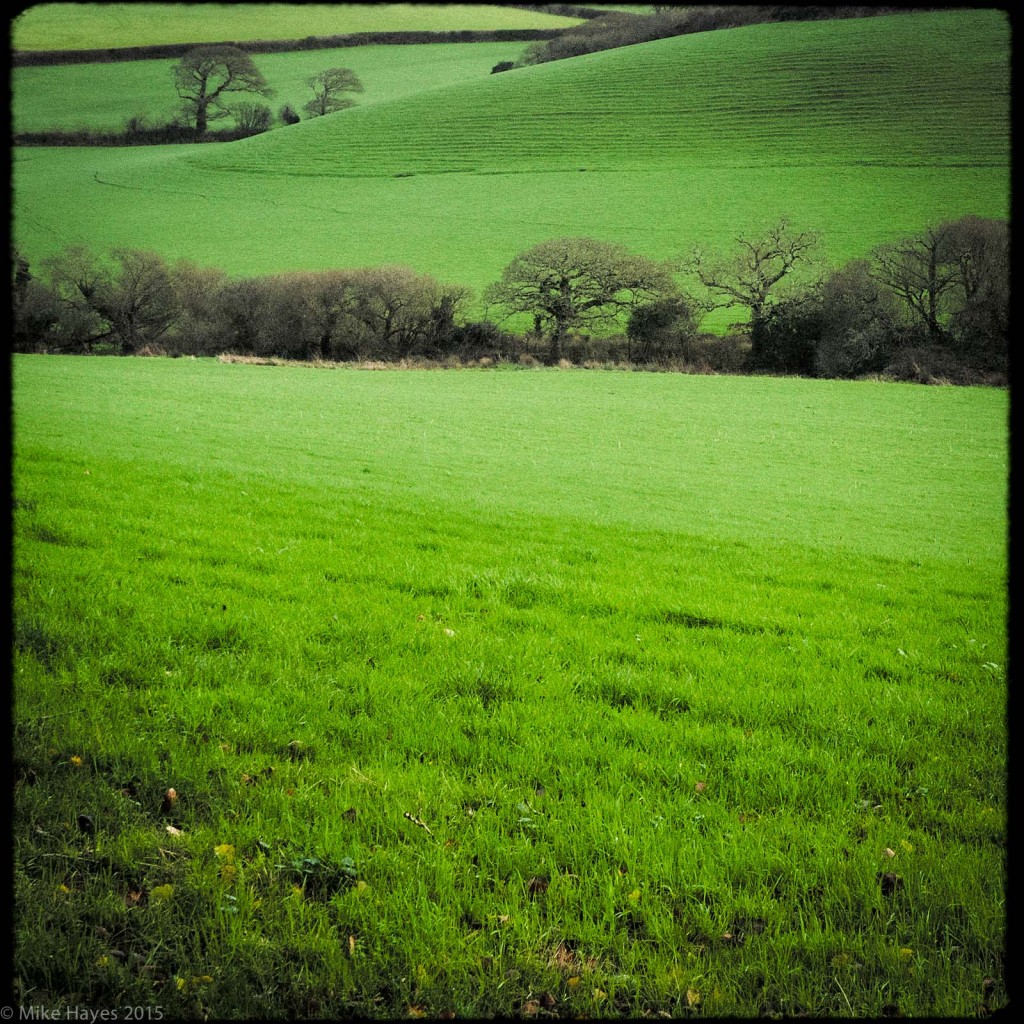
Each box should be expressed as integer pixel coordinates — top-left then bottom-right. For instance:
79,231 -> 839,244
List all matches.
403,811 -> 433,837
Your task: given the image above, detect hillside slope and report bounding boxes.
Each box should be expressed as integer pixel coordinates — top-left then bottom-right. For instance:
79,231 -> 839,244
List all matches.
12,2 -> 582,50
12,43 -> 534,134
12,10 -> 1009,311
184,9 -> 1008,178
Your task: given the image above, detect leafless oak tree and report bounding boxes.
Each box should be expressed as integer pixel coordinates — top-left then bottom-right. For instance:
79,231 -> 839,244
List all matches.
304,67 -> 365,118
172,46 -> 273,135
682,218 -> 819,360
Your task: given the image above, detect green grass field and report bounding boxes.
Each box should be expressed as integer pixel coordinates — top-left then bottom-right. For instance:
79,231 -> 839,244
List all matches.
11,3 -> 583,51
12,10 -> 1009,332
12,43 -> 534,135
12,355 -> 1008,1017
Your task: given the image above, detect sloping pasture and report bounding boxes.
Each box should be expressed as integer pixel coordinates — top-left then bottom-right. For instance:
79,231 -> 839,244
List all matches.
11,2 -> 583,51
12,356 -> 1007,1016
12,42 -> 534,134
12,10 -> 1009,326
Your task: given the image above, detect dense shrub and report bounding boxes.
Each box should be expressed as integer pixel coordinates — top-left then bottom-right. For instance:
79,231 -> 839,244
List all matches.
445,321 -> 523,361
693,334 -> 751,373
812,259 -> 900,378
233,102 -> 273,134
751,297 -> 823,375
167,260 -> 230,355
12,265 -> 62,353
626,296 -> 701,364
882,344 -> 1006,387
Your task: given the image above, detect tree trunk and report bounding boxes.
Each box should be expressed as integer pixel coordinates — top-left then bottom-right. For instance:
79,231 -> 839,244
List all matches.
926,249 -> 942,340
548,323 -> 563,364
747,305 -> 766,366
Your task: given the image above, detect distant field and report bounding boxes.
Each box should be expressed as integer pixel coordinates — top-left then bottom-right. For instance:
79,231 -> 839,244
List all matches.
12,10 -> 1010,331
12,356 -> 1007,1016
12,43 -> 532,134
11,3 -> 583,51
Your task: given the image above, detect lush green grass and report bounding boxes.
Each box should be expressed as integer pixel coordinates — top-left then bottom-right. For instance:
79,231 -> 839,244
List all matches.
13,355 -> 1007,1017
12,3 -> 583,51
179,10 -> 1008,176
12,10 -> 1009,332
12,42 -> 533,134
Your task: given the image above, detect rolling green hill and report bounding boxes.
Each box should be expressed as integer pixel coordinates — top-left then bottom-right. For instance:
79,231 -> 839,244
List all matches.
185,9 -> 1006,177
12,10 -> 1009,325
12,43 -> 533,134
12,2 -> 583,51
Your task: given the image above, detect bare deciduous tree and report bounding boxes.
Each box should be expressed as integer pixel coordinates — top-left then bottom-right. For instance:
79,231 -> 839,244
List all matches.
872,216 -> 1008,359
871,225 -> 959,342
98,249 -> 178,353
682,217 -> 820,362
172,46 -> 273,135
304,67 -> 365,118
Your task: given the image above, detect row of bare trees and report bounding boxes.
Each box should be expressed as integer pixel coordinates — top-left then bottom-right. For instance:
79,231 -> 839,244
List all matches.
12,214 -> 1008,382
480,215 -> 1006,380
11,248 -> 496,362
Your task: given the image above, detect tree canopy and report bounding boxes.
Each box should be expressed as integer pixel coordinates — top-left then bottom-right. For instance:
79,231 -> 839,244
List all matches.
484,237 -> 676,362
172,45 -> 273,135
304,67 -> 365,118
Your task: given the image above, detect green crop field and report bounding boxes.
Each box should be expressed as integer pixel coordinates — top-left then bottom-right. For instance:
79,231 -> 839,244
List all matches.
12,43 -> 534,135
11,3 -> 582,51
12,9 -> 1010,332
12,355 -> 1007,1017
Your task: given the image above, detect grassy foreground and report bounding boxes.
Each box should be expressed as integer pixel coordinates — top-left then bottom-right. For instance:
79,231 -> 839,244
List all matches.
12,356 -> 1007,1017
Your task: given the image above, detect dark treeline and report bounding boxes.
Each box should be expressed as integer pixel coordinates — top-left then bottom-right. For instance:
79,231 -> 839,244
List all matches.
517,5 -> 934,66
12,29 -> 567,68
501,4 -> 616,20
11,250 -> 520,365
15,124 -> 271,147
12,215 -> 1008,385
